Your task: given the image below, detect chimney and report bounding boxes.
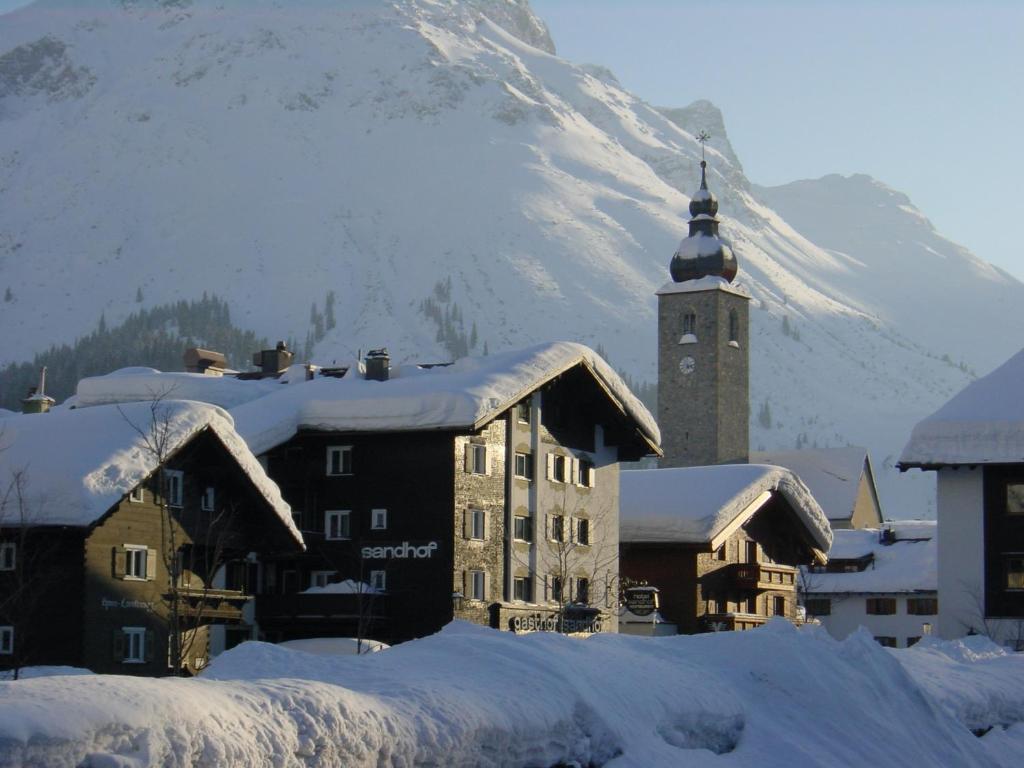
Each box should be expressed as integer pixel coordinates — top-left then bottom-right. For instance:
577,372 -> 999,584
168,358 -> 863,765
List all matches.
184,347 -> 227,376
365,348 -> 390,382
252,341 -> 294,375
22,366 -> 56,414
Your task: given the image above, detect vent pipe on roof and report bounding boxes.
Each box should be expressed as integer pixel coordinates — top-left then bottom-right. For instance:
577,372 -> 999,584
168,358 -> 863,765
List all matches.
365,348 -> 390,381
22,366 -> 56,414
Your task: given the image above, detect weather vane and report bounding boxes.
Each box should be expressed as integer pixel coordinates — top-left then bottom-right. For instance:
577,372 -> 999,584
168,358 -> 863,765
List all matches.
696,130 -> 711,162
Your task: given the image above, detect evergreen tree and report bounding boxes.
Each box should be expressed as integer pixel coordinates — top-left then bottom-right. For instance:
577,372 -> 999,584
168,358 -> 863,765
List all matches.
135,287 -> 144,303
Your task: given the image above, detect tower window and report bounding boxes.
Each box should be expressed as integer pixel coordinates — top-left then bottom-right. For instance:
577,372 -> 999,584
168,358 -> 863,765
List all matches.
682,312 -> 697,335
729,309 -> 740,344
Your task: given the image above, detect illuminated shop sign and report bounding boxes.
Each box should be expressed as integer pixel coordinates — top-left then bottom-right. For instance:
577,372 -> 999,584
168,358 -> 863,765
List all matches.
361,541 -> 439,560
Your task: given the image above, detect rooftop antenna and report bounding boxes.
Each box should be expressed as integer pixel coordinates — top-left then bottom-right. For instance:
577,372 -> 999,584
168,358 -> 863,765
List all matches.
696,130 -> 711,162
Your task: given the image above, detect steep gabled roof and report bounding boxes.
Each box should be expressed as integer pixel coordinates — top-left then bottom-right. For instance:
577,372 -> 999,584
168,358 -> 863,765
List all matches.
751,447 -> 881,526
900,347 -> 1024,468
619,464 -> 832,559
76,342 -> 661,457
0,401 -> 302,546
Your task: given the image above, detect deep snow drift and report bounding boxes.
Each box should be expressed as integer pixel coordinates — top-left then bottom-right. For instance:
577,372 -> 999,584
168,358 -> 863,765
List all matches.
2,621 -> 1023,767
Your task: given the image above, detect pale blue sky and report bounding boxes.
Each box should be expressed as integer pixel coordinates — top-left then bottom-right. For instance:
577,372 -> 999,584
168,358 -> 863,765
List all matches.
2,0 -> 1020,278
533,0 -> 1023,279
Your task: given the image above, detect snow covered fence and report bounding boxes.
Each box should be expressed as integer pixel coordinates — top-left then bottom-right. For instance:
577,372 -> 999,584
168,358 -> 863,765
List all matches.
1,621 -> 1023,767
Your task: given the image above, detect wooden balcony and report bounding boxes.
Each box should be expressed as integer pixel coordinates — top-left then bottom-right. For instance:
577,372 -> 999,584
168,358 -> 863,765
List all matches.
171,587 -> 252,622
702,612 -> 770,632
727,563 -> 798,592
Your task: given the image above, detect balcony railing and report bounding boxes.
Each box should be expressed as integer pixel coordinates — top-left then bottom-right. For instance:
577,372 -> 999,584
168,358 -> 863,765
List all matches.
727,563 -> 798,592
170,587 -> 251,622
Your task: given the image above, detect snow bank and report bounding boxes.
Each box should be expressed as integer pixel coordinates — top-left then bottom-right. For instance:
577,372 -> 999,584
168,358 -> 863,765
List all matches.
620,464 -> 832,553
0,401 -> 301,544
276,638 -> 389,656
2,621 -> 1016,767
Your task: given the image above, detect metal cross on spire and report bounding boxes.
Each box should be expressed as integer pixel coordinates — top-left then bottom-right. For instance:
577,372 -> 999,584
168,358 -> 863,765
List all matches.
696,130 -> 711,161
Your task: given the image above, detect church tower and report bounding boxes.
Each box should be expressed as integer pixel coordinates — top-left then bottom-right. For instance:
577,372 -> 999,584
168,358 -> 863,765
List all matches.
658,155 -> 749,467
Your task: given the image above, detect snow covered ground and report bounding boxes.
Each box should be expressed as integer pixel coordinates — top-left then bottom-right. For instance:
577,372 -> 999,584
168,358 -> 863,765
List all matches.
1,621 -> 1023,767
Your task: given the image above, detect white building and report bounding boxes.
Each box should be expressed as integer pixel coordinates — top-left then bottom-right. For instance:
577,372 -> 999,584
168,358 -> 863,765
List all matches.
899,347 -> 1024,646
802,521 -> 936,648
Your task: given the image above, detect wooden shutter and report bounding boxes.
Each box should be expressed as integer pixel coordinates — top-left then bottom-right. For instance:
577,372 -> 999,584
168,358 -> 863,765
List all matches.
546,453 -> 555,480
112,630 -> 124,661
464,443 -> 473,473
587,465 -> 596,487
569,457 -> 579,485
113,547 -> 125,579
146,548 -> 157,581
144,631 -> 155,662
483,572 -> 491,601
484,446 -> 492,476
462,509 -> 471,539
482,510 -> 490,540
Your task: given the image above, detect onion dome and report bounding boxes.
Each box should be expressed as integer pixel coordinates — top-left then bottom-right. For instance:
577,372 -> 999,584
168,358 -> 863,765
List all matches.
670,160 -> 738,283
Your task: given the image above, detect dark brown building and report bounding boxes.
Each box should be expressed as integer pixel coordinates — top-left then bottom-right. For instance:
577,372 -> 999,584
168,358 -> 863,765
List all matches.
0,401 -> 303,676
620,464 -> 830,633
220,343 -> 661,644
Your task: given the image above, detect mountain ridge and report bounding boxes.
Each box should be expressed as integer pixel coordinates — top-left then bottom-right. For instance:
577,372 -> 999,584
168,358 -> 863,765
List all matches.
1,0 -> 1021,516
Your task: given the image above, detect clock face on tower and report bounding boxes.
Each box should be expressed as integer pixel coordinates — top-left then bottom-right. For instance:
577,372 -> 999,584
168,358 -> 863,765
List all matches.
679,356 -> 696,375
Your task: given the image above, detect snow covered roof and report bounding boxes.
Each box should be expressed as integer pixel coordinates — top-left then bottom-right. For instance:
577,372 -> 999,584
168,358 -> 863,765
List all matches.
620,464 -> 832,556
805,521 -> 936,594
0,401 -> 302,543
78,342 -> 660,457
655,276 -> 750,298
751,447 -> 877,524
900,347 -> 1024,468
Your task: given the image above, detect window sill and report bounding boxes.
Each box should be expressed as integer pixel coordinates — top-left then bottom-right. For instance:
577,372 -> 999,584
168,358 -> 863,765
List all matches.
324,536 -> 351,542
325,472 -> 354,478
123,575 -> 147,582
728,340 -> 741,349
122,659 -> 146,665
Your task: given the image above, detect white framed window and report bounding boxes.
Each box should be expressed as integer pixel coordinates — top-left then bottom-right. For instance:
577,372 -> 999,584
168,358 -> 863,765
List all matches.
122,627 -> 146,663
576,459 -> 595,488
549,515 -> 565,542
513,576 -> 532,602
370,570 -> 386,591
550,576 -> 563,603
310,570 -> 337,589
513,515 -> 532,542
546,454 -> 571,483
163,470 -> 184,508
0,626 -> 12,655
469,570 -> 486,601
465,508 -> 486,540
465,443 -> 490,475
574,518 -> 590,546
129,485 -> 145,503
575,577 -> 590,605
514,452 -> 533,481
325,510 -> 351,540
516,399 -> 531,424
124,544 -> 153,581
200,486 -> 215,512
371,508 -> 388,530
0,542 -> 15,571
326,446 -> 353,476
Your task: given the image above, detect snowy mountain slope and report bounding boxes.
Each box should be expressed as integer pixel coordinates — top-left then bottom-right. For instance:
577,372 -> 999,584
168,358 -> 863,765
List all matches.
1,0 -> 1021,516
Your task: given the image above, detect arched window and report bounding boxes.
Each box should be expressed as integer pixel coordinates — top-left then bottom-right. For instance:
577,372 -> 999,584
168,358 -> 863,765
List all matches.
682,311 -> 696,335
728,309 -> 739,344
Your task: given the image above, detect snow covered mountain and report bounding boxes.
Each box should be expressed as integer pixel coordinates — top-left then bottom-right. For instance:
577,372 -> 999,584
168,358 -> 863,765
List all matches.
2,0 -> 1022,515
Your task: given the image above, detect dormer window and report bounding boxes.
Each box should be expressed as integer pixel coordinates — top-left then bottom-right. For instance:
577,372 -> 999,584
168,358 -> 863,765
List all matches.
679,311 -> 697,344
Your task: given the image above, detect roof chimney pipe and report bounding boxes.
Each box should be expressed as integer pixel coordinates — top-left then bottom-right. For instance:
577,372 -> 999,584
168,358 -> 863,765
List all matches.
22,366 -> 56,414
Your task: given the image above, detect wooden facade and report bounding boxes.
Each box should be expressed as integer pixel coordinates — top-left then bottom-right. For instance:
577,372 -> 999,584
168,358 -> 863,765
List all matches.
253,367 -> 652,644
620,496 -> 811,634
0,429 -> 301,676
